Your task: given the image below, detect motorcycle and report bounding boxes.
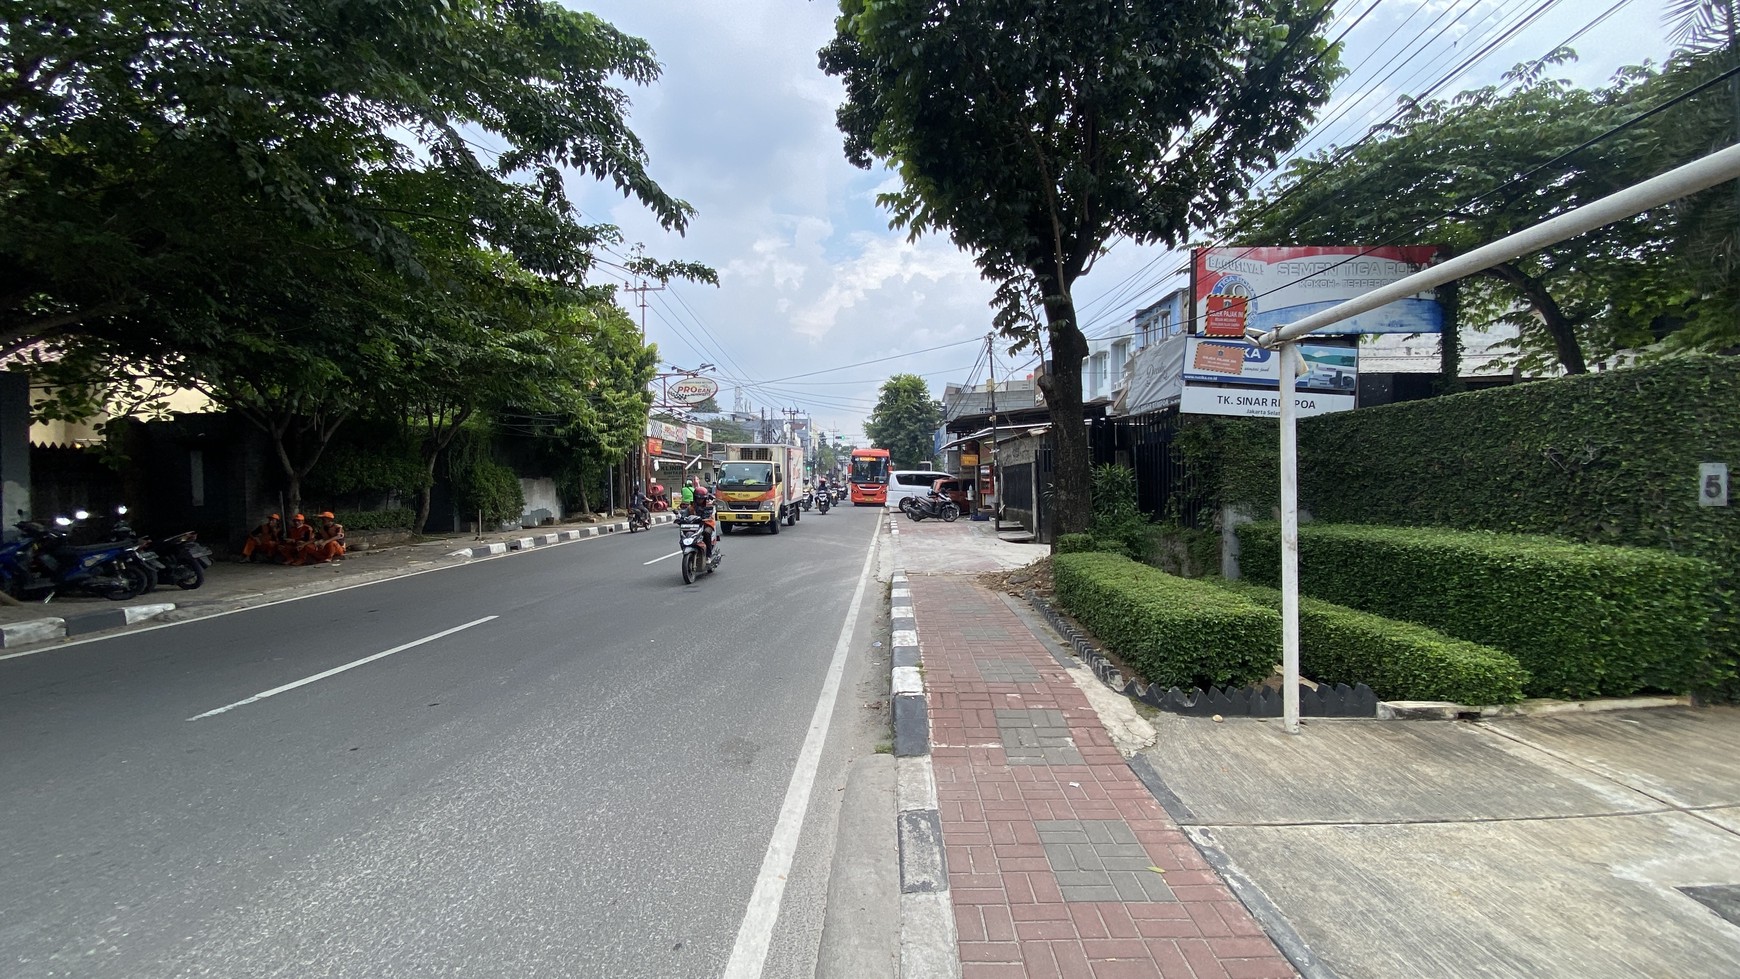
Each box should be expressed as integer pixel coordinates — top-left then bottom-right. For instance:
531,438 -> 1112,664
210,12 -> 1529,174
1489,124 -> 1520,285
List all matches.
104,505 -> 164,593
5,513 -> 154,601
801,489 -> 814,511
628,506 -> 652,533
676,514 -> 721,584
816,490 -> 831,514
905,493 -> 960,523
153,530 -> 214,590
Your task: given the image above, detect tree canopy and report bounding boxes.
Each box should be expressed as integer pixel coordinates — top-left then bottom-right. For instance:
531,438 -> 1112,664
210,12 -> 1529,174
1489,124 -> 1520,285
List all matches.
821,0 -> 1340,535
865,374 -> 942,470
1222,50 -> 1740,375
7,0 -> 710,521
1,0 -> 704,356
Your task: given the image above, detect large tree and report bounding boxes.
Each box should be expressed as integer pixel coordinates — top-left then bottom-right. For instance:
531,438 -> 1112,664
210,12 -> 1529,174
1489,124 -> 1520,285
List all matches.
865,374 -> 943,470
1,0 -> 701,356
821,0 -> 1340,536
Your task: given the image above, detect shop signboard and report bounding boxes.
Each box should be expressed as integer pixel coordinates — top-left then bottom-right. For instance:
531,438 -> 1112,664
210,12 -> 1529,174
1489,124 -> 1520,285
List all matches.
1194,245 -> 1442,336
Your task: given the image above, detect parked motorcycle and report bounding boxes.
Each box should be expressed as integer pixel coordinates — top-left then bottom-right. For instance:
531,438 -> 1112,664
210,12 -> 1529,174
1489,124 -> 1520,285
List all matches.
153,530 -> 214,589
905,493 -> 960,523
104,506 -> 164,593
5,513 -> 153,600
676,514 -> 721,584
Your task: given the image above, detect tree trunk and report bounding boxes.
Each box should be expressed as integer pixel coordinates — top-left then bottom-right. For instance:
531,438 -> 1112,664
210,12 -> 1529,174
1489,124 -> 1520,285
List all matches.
1036,295 -> 1091,542
1435,277 -> 1463,394
286,473 -> 302,523
410,409 -> 470,535
413,455 -> 438,536
1483,263 -> 1586,375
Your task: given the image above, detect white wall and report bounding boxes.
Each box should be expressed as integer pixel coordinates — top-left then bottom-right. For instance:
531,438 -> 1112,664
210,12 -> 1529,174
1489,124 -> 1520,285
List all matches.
519,477 -> 562,525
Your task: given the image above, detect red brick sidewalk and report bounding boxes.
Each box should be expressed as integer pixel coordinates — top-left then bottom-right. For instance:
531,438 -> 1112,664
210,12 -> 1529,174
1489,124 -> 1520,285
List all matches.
912,575 -> 1297,979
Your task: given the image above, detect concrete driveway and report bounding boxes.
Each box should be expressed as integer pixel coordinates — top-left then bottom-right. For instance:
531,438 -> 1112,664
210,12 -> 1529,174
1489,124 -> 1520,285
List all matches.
1138,706 -> 1740,978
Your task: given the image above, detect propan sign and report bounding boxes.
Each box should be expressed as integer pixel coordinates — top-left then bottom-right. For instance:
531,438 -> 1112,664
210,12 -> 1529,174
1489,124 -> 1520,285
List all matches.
668,376 -> 719,406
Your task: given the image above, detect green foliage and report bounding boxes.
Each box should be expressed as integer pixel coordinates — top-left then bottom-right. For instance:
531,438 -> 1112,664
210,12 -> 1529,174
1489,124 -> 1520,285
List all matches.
2,0 -> 705,355
1088,464 -> 1151,560
335,508 -> 417,532
1055,533 -> 1124,555
451,457 -> 525,528
865,374 -> 943,469
1235,522 -> 1718,699
1053,552 -> 1279,690
1223,50 -> 1740,371
1209,358 -> 1740,693
820,0 -> 1342,537
304,429 -> 429,499
1148,525 -> 1222,579
1218,580 -> 1529,705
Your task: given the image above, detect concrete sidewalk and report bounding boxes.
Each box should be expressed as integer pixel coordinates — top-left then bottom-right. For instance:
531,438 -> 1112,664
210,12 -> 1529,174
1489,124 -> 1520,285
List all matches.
889,513 -> 1740,978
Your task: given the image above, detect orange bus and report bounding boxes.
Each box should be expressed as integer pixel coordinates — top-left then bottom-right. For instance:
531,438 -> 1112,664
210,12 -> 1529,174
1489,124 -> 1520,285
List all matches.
848,447 -> 892,505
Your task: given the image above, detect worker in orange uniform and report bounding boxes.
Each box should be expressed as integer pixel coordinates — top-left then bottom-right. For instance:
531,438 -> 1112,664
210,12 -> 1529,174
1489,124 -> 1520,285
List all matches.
241,513 -> 283,563
307,511 -> 346,564
281,513 -> 317,565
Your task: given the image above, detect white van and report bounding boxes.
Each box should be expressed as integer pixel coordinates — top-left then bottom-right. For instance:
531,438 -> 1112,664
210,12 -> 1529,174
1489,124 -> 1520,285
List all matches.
885,469 -> 954,509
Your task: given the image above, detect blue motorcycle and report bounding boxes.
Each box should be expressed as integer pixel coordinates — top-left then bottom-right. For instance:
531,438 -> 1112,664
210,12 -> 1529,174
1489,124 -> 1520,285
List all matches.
1,511 -> 153,601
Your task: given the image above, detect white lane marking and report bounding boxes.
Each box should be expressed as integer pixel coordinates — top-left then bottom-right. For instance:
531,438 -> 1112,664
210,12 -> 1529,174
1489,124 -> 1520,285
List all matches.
722,512 -> 881,979
185,616 -> 497,721
642,551 -> 681,565
0,525 -> 640,662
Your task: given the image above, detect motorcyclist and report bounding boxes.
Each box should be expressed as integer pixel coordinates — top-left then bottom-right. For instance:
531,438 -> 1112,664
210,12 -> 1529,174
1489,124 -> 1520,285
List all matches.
630,484 -> 651,525
689,485 -> 720,566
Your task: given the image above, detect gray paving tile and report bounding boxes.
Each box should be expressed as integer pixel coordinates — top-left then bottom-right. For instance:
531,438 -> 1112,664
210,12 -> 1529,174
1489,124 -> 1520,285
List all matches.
1034,819 -> 1176,903
994,709 -> 1083,766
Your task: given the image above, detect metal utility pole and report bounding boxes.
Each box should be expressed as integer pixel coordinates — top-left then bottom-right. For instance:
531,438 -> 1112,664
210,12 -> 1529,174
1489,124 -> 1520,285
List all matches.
1253,141 -> 1740,737
623,277 -> 665,512
986,333 -> 1000,530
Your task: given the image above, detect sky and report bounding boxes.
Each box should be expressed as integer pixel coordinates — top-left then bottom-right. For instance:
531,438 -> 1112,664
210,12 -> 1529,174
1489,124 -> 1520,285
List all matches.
562,0 -> 1678,442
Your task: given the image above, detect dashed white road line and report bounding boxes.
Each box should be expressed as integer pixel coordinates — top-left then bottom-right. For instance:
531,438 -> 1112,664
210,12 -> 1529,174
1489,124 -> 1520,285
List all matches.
186,616 -> 498,721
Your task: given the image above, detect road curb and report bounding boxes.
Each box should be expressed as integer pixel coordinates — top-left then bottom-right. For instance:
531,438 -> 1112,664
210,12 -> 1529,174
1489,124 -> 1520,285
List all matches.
446,514 -> 675,560
886,514 -> 960,979
0,602 -> 179,648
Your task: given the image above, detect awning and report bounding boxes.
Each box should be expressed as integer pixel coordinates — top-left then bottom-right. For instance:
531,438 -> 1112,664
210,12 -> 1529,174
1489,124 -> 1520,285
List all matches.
940,428 -> 992,452
942,423 -> 1050,451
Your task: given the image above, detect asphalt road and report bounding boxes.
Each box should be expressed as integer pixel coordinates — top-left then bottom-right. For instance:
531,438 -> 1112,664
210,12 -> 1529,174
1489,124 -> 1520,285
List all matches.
0,503 -> 892,979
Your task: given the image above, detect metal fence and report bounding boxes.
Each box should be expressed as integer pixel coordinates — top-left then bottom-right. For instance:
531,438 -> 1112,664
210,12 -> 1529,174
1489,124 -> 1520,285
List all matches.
1118,411 -> 1208,529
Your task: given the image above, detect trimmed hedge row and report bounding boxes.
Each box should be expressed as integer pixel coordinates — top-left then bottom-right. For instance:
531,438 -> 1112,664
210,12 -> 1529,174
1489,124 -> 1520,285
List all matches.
1236,522 -> 1717,699
1056,532 -> 1126,555
1217,580 -> 1528,705
336,507 -> 417,531
1190,356 -> 1739,697
1053,552 -> 1277,690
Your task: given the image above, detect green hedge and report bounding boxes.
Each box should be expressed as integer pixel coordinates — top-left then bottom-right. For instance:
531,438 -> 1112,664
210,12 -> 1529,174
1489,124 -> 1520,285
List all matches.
1236,522 -> 1716,699
1189,357 -> 1739,694
1218,580 -> 1528,705
335,507 -> 417,532
1054,552 -> 1278,690
1056,532 -> 1125,555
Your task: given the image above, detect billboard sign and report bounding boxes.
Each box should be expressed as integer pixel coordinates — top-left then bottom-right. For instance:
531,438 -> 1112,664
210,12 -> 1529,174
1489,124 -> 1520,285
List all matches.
668,376 -> 719,406
1194,246 -> 1442,335
1179,337 -> 1357,419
